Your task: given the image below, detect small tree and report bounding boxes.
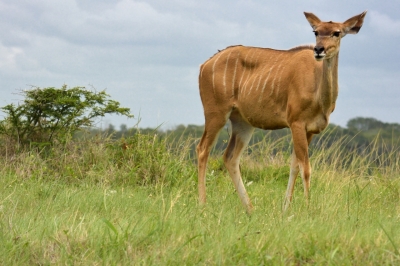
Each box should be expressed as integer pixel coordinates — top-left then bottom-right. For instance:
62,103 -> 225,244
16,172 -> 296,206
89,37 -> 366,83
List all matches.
0,85 -> 133,149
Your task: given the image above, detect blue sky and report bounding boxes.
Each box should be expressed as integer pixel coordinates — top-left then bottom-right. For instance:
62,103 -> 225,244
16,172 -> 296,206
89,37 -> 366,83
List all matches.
0,0 -> 399,129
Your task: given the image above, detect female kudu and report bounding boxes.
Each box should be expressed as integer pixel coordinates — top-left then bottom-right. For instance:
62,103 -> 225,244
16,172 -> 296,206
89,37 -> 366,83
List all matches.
197,11 -> 367,213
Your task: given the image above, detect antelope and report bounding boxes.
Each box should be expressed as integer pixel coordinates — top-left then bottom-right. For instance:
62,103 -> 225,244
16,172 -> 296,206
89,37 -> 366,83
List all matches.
196,11 -> 367,213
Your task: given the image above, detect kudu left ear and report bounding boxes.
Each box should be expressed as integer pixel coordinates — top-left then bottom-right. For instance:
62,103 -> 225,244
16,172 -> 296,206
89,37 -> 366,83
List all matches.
304,12 -> 321,30
343,11 -> 367,35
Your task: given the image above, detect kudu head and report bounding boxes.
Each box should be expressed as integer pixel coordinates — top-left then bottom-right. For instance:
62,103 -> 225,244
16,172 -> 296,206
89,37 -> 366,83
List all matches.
304,11 -> 367,61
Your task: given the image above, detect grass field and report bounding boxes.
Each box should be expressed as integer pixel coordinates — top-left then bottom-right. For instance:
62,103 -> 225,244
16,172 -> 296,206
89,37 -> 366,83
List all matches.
0,132 -> 399,265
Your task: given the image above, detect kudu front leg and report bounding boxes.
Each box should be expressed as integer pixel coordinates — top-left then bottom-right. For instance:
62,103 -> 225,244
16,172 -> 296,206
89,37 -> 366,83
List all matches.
284,124 -> 313,211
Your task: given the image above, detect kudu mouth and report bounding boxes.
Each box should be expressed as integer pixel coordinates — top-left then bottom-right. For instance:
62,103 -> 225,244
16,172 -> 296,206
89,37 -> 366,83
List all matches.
314,45 -> 326,61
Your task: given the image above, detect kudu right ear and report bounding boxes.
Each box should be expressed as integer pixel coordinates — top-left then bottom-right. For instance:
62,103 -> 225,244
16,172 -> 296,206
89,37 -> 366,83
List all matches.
343,11 -> 367,35
304,12 -> 321,30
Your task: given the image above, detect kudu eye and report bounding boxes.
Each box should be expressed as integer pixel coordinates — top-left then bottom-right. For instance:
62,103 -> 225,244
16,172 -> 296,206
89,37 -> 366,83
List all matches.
333,31 -> 340,37
314,31 -> 319,37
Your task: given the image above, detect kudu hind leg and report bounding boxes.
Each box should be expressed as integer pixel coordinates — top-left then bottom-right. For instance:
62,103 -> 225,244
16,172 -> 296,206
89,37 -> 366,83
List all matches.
197,117 -> 227,205
223,119 -> 254,213
284,154 -> 300,210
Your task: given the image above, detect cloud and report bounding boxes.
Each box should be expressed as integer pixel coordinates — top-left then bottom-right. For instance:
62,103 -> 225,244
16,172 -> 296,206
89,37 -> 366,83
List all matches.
369,11 -> 400,36
0,43 -> 23,71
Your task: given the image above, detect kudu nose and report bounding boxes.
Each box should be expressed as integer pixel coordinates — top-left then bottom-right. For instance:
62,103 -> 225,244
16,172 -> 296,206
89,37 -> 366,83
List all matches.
314,46 -> 325,55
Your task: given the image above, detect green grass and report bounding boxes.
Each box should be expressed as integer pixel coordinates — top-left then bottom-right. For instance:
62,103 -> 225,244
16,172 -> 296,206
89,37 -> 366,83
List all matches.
0,133 -> 399,265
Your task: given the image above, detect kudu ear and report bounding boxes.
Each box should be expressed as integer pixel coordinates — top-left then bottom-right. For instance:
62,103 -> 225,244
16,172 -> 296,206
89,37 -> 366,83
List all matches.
304,12 -> 321,30
343,11 -> 367,35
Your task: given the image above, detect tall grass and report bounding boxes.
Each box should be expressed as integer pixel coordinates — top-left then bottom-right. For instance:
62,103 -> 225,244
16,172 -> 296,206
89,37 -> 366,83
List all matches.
0,131 -> 399,265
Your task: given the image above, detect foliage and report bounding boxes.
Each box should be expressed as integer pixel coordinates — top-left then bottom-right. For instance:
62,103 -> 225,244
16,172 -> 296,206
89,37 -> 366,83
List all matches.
347,117 -> 400,132
0,85 -> 133,149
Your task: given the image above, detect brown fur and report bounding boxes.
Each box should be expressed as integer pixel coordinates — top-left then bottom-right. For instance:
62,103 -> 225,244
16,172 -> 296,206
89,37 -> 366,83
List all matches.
196,11 -> 367,213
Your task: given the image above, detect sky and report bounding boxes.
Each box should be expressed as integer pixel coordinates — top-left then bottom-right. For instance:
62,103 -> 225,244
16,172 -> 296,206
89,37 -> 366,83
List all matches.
0,0 -> 399,130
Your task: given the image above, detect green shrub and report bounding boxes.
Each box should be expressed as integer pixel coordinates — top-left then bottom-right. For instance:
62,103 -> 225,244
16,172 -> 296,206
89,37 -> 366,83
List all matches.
0,85 -> 133,150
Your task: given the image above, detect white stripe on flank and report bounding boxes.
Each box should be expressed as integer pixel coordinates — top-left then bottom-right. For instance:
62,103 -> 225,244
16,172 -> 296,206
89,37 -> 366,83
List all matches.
241,75 -> 252,98
270,62 -> 285,95
276,65 -> 285,94
223,50 -> 233,94
231,54 -> 240,96
247,50 -> 262,95
269,62 -> 282,96
255,55 -> 273,92
274,57 -> 286,95
257,53 -> 283,100
239,49 -> 259,96
212,51 -> 224,91
238,50 -> 252,89
258,66 -> 274,102
200,59 -> 211,78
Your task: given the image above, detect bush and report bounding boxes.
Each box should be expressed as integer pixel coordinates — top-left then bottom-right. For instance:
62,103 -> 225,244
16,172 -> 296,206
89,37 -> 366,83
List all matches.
0,85 -> 133,150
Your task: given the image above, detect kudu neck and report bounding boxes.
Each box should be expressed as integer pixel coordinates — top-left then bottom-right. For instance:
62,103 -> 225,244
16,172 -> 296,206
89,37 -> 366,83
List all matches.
320,52 -> 339,113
